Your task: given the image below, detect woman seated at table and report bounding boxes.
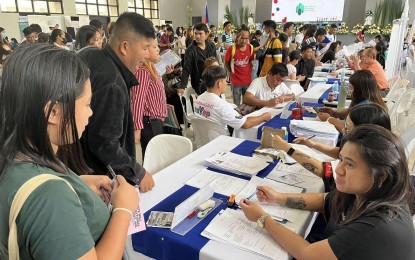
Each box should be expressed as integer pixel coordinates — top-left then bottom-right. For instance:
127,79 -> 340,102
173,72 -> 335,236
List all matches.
318,70 -> 387,132
319,41 -> 341,64
240,125 -> 415,260
272,103 -> 391,179
0,44 -> 138,259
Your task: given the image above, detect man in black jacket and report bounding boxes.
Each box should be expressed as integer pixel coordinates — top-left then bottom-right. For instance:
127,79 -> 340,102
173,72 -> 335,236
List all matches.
78,12 -> 155,192
180,23 -> 217,95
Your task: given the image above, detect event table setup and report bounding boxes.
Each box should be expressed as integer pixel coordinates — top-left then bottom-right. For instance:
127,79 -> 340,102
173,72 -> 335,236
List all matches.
124,135 -> 326,260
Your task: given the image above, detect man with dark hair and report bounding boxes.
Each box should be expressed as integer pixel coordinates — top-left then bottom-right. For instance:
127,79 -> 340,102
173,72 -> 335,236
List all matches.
283,22 -> 295,44
326,24 -> 338,42
244,63 -> 294,107
194,65 -> 270,134
221,21 -> 233,52
259,20 -> 283,77
296,45 -> 316,88
29,23 -> 42,39
224,25 -> 255,105
19,27 -> 37,47
89,19 -> 104,36
180,23 -> 216,94
79,12 -> 155,192
159,25 -> 174,52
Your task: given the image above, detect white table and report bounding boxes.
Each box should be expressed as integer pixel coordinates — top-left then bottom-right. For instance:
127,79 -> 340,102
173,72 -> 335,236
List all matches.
124,136 -> 324,260
298,83 -> 333,103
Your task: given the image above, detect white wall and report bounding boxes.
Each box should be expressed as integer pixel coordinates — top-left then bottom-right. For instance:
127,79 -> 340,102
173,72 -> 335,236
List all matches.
159,0 -> 190,26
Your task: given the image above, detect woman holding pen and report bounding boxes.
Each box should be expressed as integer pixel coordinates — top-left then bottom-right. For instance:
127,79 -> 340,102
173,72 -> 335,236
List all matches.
240,125 -> 415,260
0,44 -> 138,259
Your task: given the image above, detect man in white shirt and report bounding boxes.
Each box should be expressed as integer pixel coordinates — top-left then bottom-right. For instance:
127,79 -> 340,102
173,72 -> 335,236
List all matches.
194,66 -> 271,134
326,24 -> 338,43
243,63 -> 295,107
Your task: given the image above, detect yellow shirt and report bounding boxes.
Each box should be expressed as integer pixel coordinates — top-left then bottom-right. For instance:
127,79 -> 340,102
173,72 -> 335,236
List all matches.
259,38 -> 283,76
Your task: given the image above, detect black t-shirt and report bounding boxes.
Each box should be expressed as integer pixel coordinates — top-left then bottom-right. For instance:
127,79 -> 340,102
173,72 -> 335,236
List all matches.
324,192 -> 415,260
295,58 -> 315,87
320,50 -> 336,63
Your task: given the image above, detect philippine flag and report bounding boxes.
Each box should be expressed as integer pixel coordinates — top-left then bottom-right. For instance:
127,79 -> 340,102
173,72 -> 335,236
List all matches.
204,2 -> 209,25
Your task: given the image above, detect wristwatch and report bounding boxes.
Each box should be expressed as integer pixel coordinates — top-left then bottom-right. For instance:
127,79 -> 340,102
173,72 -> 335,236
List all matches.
257,213 -> 270,229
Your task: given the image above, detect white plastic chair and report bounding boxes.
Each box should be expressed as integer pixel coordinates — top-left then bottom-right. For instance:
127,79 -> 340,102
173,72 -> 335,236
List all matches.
190,117 -> 227,149
143,134 -> 193,175
394,89 -> 415,135
183,87 -> 197,115
402,127 -> 415,159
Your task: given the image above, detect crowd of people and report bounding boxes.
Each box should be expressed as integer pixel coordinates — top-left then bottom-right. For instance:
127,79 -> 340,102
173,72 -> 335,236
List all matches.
0,11 -> 414,260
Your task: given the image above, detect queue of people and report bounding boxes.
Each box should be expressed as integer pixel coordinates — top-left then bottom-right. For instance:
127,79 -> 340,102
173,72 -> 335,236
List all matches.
0,11 -> 414,260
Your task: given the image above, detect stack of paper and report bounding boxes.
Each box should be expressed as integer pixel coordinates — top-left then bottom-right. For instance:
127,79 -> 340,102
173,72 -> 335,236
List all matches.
201,208 -> 289,259
289,120 -> 339,141
204,152 -> 269,177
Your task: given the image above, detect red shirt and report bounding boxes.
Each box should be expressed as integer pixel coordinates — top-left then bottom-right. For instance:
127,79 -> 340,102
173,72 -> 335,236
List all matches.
131,66 -> 168,129
225,44 -> 254,86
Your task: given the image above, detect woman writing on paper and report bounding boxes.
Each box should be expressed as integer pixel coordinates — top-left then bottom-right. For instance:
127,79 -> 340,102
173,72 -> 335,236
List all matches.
241,125 -> 415,260
317,70 -> 387,132
271,103 -> 391,180
0,44 -> 139,259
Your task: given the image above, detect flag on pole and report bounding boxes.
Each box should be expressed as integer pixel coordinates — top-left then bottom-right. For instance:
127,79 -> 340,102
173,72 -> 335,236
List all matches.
204,2 -> 209,25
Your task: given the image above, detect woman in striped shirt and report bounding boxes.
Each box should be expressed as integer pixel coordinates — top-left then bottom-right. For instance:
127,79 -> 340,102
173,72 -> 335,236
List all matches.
131,38 -> 171,158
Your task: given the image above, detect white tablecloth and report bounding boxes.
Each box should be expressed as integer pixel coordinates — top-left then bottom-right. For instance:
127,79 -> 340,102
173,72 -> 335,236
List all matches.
298,83 -> 333,103
124,136 -> 324,260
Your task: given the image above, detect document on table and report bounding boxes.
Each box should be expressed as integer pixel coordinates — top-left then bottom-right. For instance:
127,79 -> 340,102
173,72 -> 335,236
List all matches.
247,107 -> 282,118
154,49 -> 181,76
202,208 -> 289,259
204,152 -> 269,177
235,176 -> 304,222
267,162 -> 320,181
185,168 -> 248,196
298,83 -> 332,103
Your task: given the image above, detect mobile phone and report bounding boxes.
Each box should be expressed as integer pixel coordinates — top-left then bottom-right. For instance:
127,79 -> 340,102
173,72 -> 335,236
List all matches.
313,107 -> 320,113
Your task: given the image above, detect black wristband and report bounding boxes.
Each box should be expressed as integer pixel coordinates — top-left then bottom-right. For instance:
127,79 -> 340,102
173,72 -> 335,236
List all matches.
287,147 -> 295,156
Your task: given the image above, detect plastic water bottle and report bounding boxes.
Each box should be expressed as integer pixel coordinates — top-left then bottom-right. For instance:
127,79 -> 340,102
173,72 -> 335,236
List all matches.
337,80 -> 348,109
332,81 -> 339,99
281,127 -> 288,141
332,60 -> 337,72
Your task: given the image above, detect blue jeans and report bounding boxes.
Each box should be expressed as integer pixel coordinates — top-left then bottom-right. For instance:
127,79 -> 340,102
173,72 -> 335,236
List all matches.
231,85 -> 249,105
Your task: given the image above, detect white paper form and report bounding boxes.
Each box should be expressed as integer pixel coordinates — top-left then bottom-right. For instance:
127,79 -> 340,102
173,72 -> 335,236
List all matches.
185,169 -> 248,196
171,184 -> 214,229
205,152 -> 269,177
154,50 -> 181,76
267,162 -> 320,180
235,176 -> 303,223
246,107 -> 282,118
202,209 -> 288,259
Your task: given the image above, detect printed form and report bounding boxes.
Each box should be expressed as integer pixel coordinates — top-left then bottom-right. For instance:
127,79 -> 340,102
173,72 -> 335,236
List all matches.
202,208 -> 289,259
185,168 -> 248,196
235,176 -> 304,223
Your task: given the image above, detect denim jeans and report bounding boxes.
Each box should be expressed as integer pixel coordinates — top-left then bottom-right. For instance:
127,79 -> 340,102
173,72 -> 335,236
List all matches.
231,85 -> 249,105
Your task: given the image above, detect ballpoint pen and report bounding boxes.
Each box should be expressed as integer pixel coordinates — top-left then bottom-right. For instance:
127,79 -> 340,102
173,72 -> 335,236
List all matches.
308,135 -> 316,140
107,165 -> 118,181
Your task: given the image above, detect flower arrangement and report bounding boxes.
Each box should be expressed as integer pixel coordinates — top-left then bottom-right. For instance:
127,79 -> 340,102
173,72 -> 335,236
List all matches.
366,24 -> 381,35
351,23 -> 364,34
337,23 -> 349,34
381,24 -> 392,35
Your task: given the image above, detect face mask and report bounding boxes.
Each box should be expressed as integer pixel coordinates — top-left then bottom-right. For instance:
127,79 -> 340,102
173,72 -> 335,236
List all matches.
263,31 -> 269,38
10,42 -> 16,48
1,33 -> 6,39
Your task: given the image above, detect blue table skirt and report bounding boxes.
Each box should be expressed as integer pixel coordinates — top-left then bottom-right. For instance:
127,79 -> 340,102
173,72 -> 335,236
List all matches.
132,140 -> 278,260
257,102 -> 324,142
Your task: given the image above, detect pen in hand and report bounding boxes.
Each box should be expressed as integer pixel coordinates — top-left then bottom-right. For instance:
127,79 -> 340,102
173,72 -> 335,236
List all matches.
308,135 -> 316,140
107,165 -> 118,182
